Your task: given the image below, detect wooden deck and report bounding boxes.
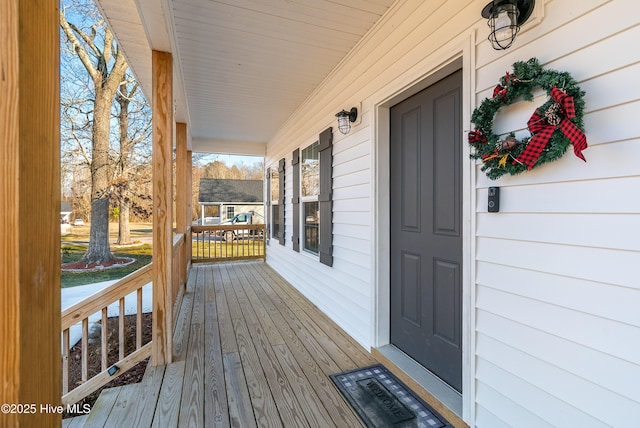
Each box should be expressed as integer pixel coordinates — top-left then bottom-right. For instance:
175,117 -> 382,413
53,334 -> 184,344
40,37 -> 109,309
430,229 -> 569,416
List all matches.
70,261 -> 377,427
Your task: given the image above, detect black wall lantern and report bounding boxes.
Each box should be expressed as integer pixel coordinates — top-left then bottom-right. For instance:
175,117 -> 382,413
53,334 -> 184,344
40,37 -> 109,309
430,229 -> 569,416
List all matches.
482,0 -> 535,50
335,107 -> 358,135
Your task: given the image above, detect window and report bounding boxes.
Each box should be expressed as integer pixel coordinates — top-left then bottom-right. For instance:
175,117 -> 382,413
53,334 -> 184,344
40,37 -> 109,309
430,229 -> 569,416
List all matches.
301,141 -> 319,254
301,142 -> 319,197
304,201 -> 319,254
271,170 -> 280,240
271,170 -> 279,202
226,206 -> 235,220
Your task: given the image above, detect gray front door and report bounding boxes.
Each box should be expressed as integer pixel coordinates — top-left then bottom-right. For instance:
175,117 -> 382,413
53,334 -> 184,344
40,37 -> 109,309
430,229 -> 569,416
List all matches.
390,70 -> 462,392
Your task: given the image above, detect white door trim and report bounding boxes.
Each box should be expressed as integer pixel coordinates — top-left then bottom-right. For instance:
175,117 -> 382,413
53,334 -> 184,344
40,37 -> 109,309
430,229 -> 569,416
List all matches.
370,33 -> 476,424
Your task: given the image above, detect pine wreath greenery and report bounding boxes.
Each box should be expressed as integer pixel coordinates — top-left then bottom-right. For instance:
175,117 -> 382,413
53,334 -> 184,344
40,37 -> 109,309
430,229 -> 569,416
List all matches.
469,57 -> 586,180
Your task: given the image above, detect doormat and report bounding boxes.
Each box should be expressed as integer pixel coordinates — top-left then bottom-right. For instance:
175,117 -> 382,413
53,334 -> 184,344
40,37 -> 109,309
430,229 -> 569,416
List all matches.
330,364 -> 452,428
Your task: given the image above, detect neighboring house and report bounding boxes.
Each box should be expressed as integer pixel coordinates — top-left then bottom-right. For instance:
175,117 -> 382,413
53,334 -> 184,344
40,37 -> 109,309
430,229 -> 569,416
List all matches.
60,201 -> 72,235
197,178 -> 264,223
6,0 -> 639,426
60,201 -> 72,224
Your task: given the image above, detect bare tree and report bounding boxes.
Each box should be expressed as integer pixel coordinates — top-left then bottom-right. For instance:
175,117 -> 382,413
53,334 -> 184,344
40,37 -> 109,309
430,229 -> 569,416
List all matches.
60,0 -> 128,263
112,78 -> 152,244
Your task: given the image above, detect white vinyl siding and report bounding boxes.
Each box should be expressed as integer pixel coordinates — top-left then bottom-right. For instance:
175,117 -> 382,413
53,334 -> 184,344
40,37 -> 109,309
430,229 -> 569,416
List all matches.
472,0 -> 640,425
265,0 -> 640,426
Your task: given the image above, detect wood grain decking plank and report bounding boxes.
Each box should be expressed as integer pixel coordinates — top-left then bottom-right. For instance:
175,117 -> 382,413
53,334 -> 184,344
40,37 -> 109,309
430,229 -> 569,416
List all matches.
131,364 -> 166,428
151,361 -> 186,428
81,386 -> 121,427
223,352 -> 257,428
212,263 -> 238,354
172,268 -> 196,362
189,263 -> 206,326
204,299 -> 230,427
178,322 -> 204,427
102,384 -> 141,427
62,414 -> 88,428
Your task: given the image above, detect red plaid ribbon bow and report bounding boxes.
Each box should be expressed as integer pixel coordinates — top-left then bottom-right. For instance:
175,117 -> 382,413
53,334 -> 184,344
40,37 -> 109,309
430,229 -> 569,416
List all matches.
514,87 -> 587,170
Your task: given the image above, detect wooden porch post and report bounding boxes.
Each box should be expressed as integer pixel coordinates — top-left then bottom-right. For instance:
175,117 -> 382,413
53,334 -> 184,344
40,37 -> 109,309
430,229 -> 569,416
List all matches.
175,122 -> 189,287
152,50 -> 173,366
0,0 -> 61,426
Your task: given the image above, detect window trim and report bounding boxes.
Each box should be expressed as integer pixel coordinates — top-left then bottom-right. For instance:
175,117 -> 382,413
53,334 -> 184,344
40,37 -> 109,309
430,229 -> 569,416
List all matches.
299,141 -> 320,256
291,148 -> 300,252
301,197 -> 319,255
270,168 -> 280,241
266,167 -> 271,239
318,127 -> 333,266
277,158 -> 285,245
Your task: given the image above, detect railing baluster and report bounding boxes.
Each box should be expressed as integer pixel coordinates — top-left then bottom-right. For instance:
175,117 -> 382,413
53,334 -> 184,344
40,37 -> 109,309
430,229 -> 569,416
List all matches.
82,318 -> 88,382
196,230 -> 199,260
63,329 -> 70,395
137,288 -> 143,350
119,297 -> 125,362
101,308 -> 108,371
235,231 -> 239,256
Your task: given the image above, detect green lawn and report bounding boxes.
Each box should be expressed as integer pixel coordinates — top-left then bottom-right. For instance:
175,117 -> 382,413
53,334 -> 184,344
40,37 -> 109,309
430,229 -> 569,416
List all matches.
61,244 -> 152,288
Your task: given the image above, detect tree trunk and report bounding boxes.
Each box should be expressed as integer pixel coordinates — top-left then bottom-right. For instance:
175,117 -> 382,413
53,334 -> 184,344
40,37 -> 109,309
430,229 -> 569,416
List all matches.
81,89 -> 115,264
115,81 -> 133,246
83,198 -> 113,263
117,197 -> 131,244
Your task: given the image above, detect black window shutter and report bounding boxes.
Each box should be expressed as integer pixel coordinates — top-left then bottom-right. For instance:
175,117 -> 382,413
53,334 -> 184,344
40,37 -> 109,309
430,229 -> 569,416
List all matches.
266,167 -> 271,238
318,127 -> 333,266
278,158 -> 286,245
291,149 -> 300,252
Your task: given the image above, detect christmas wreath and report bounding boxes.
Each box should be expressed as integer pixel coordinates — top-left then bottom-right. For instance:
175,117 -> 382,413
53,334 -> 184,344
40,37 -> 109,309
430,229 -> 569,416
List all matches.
469,57 -> 588,180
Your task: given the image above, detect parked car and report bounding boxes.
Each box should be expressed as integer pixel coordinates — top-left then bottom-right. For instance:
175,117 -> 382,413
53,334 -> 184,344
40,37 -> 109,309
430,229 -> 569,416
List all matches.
194,216 -> 220,225
73,219 -> 85,226
219,212 -> 264,241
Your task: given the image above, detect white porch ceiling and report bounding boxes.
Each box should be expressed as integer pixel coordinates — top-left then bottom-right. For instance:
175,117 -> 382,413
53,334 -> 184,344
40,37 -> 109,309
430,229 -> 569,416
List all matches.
95,0 -> 397,153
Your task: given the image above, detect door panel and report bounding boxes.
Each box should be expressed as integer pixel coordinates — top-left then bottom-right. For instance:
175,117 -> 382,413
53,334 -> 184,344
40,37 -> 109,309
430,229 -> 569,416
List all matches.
390,69 -> 462,392
400,251 -> 422,327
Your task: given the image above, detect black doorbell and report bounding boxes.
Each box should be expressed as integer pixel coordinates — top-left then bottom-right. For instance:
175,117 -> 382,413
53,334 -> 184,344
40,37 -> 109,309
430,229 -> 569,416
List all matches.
488,186 -> 500,212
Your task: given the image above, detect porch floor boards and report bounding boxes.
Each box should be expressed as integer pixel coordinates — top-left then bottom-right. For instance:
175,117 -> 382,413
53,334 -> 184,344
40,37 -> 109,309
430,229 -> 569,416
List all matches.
79,261 -> 376,427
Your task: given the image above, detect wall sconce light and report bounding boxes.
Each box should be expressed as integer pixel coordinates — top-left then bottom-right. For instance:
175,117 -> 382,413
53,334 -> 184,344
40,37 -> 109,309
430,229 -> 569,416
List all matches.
481,0 -> 535,50
335,107 -> 358,135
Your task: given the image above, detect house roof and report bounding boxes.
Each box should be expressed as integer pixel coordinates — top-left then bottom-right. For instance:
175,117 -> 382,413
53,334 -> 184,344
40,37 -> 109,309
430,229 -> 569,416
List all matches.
61,201 -> 72,214
198,179 -> 263,204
